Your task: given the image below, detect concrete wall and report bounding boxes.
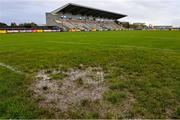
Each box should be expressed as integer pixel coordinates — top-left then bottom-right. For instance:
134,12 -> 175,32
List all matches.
46,13 -> 59,26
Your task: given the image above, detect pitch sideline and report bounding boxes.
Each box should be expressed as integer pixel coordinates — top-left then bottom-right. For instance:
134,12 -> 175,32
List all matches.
0,62 -> 23,75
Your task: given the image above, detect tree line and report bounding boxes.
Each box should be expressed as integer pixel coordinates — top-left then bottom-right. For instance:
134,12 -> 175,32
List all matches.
0,22 -> 38,28
118,22 -> 148,29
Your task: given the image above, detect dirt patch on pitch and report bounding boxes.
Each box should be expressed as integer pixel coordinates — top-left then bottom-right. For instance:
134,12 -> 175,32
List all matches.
31,65 -> 106,111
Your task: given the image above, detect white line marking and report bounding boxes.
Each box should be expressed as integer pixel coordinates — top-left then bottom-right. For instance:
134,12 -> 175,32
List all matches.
47,41 -> 89,45
0,62 -> 23,75
46,41 -> 180,53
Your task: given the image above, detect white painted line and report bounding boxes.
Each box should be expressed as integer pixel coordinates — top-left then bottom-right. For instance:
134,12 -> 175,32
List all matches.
47,41 -> 89,45
0,62 -> 23,75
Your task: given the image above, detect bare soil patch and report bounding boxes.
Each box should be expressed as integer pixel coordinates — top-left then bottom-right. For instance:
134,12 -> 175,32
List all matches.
31,65 -> 107,111
30,65 -> 138,118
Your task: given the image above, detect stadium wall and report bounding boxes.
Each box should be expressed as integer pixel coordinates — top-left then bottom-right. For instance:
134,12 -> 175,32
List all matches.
0,29 -> 61,34
46,13 -> 60,27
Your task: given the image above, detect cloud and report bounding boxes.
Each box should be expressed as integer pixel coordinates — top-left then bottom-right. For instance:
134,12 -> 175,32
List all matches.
0,0 -> 180,26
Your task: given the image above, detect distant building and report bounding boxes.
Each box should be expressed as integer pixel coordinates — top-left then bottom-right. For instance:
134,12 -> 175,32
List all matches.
172,27 -> 180,30
153,26 -> 173,30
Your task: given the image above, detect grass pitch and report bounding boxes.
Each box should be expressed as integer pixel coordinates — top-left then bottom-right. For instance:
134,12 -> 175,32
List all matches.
0,31 -> 180,118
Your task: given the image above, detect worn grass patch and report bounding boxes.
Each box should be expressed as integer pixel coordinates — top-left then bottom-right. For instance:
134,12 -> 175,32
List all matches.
31,65 -> 106,115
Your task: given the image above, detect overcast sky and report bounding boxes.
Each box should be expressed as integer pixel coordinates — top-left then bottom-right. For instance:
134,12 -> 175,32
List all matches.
0,0 -> 180,26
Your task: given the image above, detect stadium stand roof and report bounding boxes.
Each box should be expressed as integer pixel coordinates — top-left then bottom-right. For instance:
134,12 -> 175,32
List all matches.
51,3 -> 127,19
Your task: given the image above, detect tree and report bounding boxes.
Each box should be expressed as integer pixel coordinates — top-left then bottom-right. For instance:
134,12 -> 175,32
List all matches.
19,22 -> 38,28
10,22 -> 18,27
119,22 -> 130,28
0,22 -> 8,27
131,23 -> 147,29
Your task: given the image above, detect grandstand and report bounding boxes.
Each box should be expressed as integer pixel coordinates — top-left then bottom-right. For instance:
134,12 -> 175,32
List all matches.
46,3 -> 127,31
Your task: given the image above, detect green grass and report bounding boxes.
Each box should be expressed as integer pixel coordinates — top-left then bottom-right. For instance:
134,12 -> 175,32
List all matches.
0,31 -> 180,118
0,68 -> 50,118
104,90 -> 127,104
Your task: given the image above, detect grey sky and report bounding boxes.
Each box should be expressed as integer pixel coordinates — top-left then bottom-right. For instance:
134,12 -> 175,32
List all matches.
0,0 -> 180,26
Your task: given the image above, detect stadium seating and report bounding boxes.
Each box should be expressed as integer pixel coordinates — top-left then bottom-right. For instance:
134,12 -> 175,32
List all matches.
46,3 -> 127,32
54,19 -> 123,32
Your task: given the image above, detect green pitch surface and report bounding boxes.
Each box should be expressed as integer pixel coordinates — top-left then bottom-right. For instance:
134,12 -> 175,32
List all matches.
0,31 -> 180,118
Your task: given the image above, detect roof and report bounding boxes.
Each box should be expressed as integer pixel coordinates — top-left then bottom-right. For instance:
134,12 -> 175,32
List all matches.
51,3 -> 127,19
